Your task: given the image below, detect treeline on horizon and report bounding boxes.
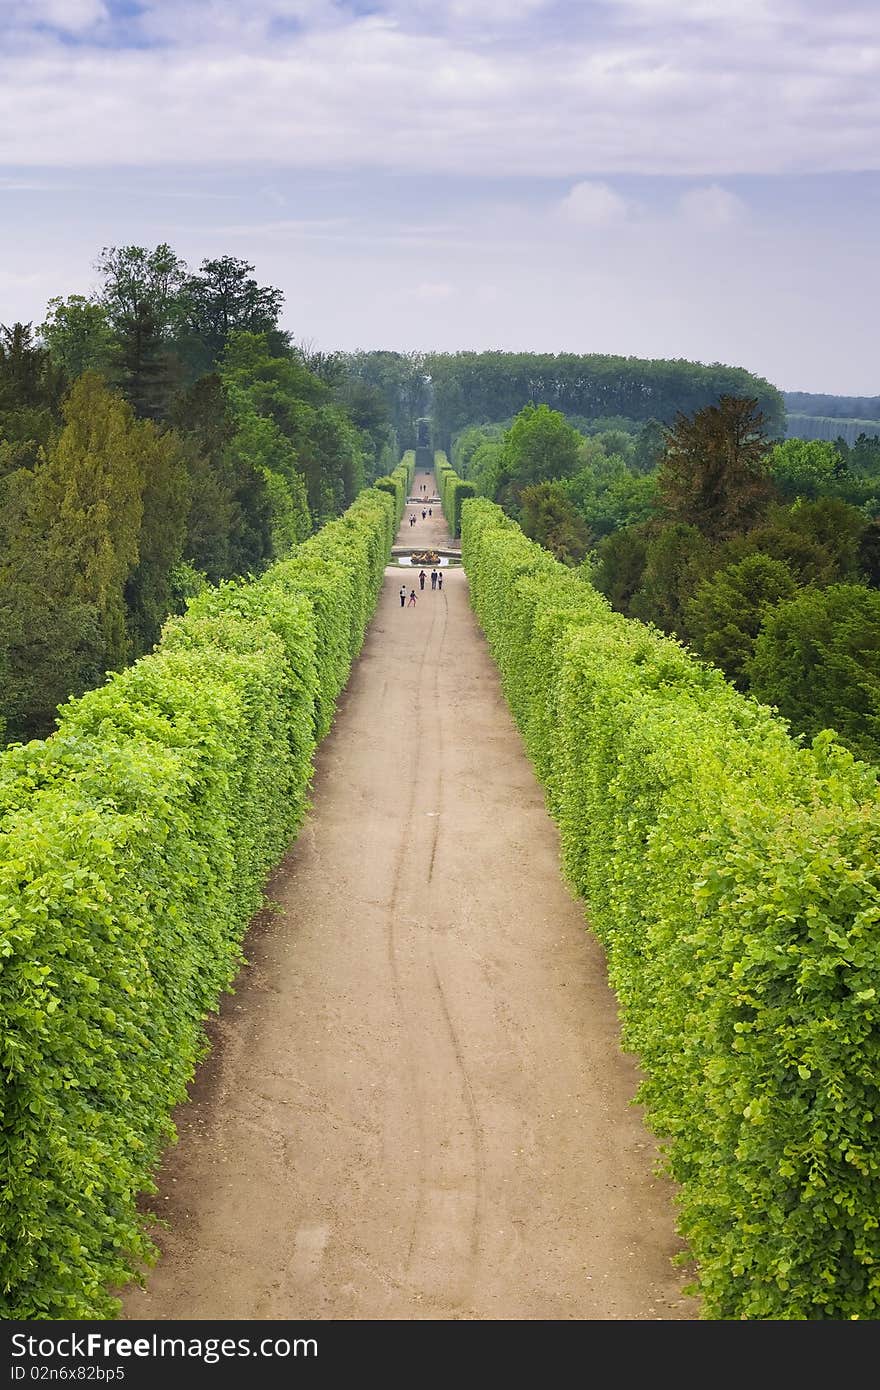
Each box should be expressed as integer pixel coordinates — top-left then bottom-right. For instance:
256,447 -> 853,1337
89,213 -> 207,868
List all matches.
340,348 -> 787,453
0,244 -> 400,744
783,389 -> 880,421
449,396 -> 880,766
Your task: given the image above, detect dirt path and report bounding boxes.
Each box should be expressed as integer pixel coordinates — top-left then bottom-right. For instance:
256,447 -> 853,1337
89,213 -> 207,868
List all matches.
121,471 -> 699,1321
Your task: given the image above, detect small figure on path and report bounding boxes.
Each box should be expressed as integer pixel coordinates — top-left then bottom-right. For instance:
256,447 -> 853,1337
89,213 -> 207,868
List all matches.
438,572 -> 443,590
399,584 -> 406,607
431,570 -> 438,590
408,589 -> 417,607
428,508 -> 432,517
419,569 -> 426,591
422,509 -> 426,520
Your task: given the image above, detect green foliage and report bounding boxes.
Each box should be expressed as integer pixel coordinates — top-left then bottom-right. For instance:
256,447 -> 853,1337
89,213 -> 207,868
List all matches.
563,449 -> 660,538
373,449 -> 414,531
685,552 -> 798,686
435,451 -> 476,537
593,527 -> 648,612
628,522 -> 713,636
38,297 -> 115,383
0,471 -> 402,1317
495,402 -> 582,508
631,418 -> 667,474
0,374 -> 149,738
462,496 -> 880,1320
748,584 -> 880,764
520,481 -> 591,565
179,256 -> 284,372
658,395 -> 776,538
770,438 -> 848,501
95,243 -> 188,420
219,332 -> 363,527
0,322 -> 64,448
423,351 -> 786,452
451,421 -> 505,477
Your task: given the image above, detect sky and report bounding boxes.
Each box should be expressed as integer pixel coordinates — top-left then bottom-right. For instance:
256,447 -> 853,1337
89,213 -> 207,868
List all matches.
1,0 -> 878,395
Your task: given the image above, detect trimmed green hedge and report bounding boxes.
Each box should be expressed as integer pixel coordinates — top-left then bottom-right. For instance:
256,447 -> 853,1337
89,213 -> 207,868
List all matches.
0,475 -> 403,1319
462,494 -> 880,1321
372,450 -> 414,532
435,450 -> 476,538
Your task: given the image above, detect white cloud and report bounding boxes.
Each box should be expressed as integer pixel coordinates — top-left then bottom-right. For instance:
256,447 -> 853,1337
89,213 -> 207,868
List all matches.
678,184 -> 747,226
0,3 -> 876,175
413,281 -> 456,301
558,181 -> 630,226
23,0 -> 108,31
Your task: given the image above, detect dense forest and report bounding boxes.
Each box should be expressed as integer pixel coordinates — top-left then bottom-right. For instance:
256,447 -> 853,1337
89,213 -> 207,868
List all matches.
0,245 -> 399,743
338,349 -> 786,454
449,396 -> 880,766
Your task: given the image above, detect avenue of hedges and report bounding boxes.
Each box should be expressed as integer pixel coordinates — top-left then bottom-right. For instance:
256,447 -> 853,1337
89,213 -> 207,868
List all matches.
0,454 -> 413,1319
461,490 -> 880,1320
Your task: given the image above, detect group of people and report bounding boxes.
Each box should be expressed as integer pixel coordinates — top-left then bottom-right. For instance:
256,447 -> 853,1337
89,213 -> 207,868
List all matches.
407,507 -> 433,526
399,568 -> 443,607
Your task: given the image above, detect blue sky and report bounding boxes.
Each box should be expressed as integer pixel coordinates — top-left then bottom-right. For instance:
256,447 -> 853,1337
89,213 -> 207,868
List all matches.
1,0 -> 878,394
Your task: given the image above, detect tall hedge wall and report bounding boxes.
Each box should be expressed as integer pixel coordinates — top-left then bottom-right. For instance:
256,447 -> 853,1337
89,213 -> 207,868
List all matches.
372,449 -> 415,532
435,450 -> 476,538
0,461 -> 409,1319
461,494 -> 880,1321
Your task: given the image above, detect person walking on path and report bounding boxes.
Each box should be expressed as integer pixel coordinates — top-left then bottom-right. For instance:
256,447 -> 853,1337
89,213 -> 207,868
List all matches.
431,570 -> 438,590
399,584 -> 406,607
419,570 -> 426,591
422,510 -> 426,520
407,589 -> 417,607
438,572 -> 443,591
429,508 -> 432,517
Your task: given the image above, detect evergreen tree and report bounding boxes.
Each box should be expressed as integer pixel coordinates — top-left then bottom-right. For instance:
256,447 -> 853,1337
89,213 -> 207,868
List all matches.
658,395 -> 775,538
0,374 -> 146,738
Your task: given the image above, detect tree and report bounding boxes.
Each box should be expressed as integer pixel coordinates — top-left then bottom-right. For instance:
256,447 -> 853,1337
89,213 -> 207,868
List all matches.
520,481 -> 591,565
496,402 -> 582,511
657,395 -> 775,538
593,527 -> 649,613
225,403 -> 311,553
748,584 -> 880,764
784,496 -> 866,581
0,375 -> 147,739
123,426 -> 192,656
628,522 -> 713,635
96,243 -> 187,334
632,418 -> 666,474
0,321 -> 64,447
95,243 -> 188,419
39,296 -> 115,381
181,256 -> 284,370
858,518 -> 880,587
685,553 -> 798,687
31,374 -> 145,669
170,374 -> 273,582
769,438 -> 843,500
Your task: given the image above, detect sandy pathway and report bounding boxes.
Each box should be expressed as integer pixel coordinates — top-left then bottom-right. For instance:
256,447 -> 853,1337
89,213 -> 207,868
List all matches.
121,471 -> 699,1321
